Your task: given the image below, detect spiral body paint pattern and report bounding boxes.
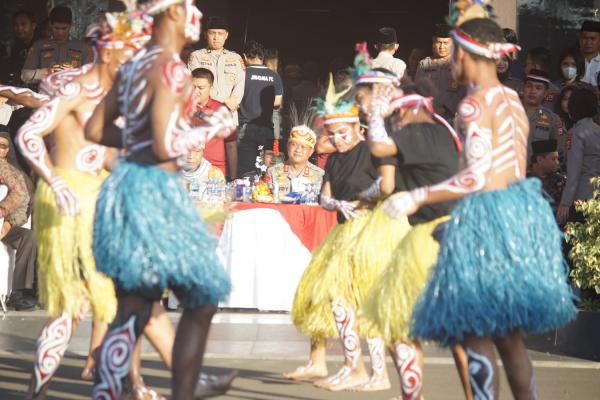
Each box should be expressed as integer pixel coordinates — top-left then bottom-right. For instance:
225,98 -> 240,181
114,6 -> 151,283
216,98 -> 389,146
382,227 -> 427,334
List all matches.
33,313 -> 72,395
333,303 -> 361,368
393,343 -> 422,400
161,58 -> 189,95
93,316 -> 137,400
366,337 -> 386,378
16,98 -> 61,181
76,145 -> 106,173
466,348 -> 494,400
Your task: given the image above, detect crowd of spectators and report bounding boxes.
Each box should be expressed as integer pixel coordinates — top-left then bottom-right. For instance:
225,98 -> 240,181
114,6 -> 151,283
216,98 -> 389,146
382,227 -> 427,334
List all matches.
0,4 -> 600,309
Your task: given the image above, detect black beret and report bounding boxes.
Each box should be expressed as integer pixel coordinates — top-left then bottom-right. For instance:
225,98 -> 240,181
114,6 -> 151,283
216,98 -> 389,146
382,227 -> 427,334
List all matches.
377,27 -> 397,44
581,20 -> 600,33
206,16 -> 228,31
49,6 -> 73,24
532,139 -> 558,155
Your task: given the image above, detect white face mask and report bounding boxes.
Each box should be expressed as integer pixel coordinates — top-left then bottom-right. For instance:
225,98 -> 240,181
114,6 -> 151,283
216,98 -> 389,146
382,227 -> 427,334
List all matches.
562,66 -> 577,80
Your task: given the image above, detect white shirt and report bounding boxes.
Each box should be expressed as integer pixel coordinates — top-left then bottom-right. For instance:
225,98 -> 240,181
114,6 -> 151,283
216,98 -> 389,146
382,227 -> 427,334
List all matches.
582,53 -> 600,85
372,52 -> 406,79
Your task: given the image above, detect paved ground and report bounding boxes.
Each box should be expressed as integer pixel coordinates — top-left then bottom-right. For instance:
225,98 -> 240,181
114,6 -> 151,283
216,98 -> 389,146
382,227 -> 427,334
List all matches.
1,310 -> 599,399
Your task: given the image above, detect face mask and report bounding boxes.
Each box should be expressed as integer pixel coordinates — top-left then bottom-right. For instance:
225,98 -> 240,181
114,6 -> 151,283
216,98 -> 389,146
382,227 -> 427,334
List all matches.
562,66 -> 577,80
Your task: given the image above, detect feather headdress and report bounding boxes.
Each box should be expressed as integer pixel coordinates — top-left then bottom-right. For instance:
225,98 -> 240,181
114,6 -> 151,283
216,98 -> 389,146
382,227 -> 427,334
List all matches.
288,103 -> 317,148
448,0 -> 520,60
312,73 -> 359,126
86,0 -> 152,49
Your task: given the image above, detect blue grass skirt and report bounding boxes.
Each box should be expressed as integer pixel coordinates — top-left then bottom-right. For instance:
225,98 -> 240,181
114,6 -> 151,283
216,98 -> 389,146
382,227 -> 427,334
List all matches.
411,178 -> 576,345
93,161 -> 231,307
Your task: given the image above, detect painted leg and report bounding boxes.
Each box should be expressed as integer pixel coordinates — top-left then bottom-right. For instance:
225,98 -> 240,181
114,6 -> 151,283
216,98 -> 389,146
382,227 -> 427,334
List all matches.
82,320 -> 109,381
389,340 -> 423,400
283,337 -> 328,381
495,330 -> 537,400
93,295 -> 152,400
352,337 -> 391,392
315,303 -> 369,391
26,313 -> 75,400
452,345 -> 474,400
464,335 -> 499,400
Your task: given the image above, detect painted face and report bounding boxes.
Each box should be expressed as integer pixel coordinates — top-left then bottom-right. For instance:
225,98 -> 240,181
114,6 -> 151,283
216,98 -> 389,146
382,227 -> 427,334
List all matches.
184,0 -> 202,42
355,86 -> 373,116
327,122 -> 358,153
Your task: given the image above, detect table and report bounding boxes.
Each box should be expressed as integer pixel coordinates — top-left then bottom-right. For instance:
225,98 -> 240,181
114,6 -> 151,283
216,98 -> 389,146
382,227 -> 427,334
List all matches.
217,203 -> 337,311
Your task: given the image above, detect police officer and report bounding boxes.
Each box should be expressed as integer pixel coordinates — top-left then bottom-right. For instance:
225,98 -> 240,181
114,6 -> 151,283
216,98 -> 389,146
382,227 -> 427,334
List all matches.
188,16 -> 245,124
267,127 -> 324,201
21,6 -> 91,85
558,87 -> 600,225
527,139 -> 566,216
522,70 -> 563,163
415,24 -> 466,121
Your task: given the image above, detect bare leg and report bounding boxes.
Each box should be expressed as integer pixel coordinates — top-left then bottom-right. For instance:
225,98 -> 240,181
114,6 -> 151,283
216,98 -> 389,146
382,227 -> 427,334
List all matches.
495,330 -> 537,400
463,334 -> 499,400
81,320 -> 108,381
93,294 -> 152,400
26,313 -> 79,400
452,345 -> 474,400
143,301 -> 175,368
388,339 -> 424,400
283,338 -> 328,381
171,304 -> 217,400
352,337 -> 391,391
315,303 -> 369,391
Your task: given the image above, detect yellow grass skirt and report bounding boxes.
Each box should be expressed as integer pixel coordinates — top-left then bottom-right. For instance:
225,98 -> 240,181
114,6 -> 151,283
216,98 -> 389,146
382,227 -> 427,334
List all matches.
34,168 -> 116,322
291,213 -> 370,342
362,216 -> 449,345
352,205 -> 411,336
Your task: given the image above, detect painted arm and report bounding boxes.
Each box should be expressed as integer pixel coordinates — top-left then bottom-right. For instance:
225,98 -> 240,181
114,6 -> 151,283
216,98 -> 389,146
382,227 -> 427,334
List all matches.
383,98 -> 493,219
0,85 -> 49,108
84,76 -> 123,148
16,82 -> 84,216
319,181 -> 359,220
150,61 -> 235,161
366,84 -> 398,155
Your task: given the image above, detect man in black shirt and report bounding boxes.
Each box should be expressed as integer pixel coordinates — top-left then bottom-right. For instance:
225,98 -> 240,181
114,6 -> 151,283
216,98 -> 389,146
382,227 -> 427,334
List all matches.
237,40 -> 283,176
4,10 -> 38,87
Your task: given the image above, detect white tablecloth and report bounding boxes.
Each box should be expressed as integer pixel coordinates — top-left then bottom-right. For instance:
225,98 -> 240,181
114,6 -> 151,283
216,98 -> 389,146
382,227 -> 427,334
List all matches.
216,208 -> 312,311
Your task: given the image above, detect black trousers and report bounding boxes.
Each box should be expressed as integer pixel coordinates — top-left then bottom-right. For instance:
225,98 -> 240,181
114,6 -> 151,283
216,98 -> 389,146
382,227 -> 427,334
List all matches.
237,123 -> 274,177
1,226 -> 36,290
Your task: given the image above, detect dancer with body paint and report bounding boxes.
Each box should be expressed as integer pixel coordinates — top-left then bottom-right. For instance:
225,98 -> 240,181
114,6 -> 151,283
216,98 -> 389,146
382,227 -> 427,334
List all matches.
15,8 -> 153,400
85,1 -> 234,399
385,2 -> 577,399
362,80 -> 472,400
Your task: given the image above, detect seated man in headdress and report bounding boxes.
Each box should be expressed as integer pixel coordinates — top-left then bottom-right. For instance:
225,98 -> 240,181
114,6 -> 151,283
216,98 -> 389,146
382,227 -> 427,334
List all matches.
267,125 -> 323,200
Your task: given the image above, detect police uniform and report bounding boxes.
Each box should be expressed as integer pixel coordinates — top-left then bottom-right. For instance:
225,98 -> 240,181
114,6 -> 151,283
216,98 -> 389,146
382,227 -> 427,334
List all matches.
267,162 -> 324,199
188,48 -> 245,108
21,38 -> 91,84
415,57 -> 466,120
527,106 -> 563,159
542,81 -> 561,110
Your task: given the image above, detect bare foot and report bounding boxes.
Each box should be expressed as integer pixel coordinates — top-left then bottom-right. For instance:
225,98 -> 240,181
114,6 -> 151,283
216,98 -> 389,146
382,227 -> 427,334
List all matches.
80,367 -> 94,382
314,366 -> 370,391
283,361 -> 328,381
351,374 -> 391,392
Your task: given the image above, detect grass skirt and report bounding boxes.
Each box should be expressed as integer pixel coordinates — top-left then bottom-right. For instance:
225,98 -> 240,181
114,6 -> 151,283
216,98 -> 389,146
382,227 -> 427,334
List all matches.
292,213 -> 370,341
411,179 -> 577,345
362,216 -> 448,345
34,168 -> 116,322
93,161 -> 231,307
351,205 -> 411,336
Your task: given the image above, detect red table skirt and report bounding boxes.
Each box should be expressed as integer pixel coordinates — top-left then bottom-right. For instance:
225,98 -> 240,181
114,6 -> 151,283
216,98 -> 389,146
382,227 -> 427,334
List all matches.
232,202 -> 337,252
